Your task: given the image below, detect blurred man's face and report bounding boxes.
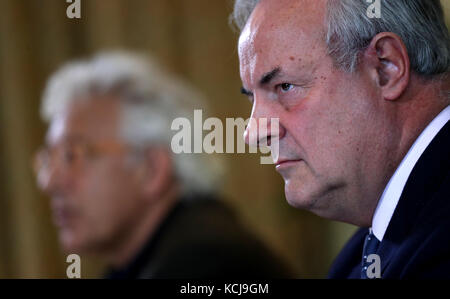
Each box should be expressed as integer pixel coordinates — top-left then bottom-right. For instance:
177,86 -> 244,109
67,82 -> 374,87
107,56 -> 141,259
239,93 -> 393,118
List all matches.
36,96 -> 147,255
239,0 -> 395,224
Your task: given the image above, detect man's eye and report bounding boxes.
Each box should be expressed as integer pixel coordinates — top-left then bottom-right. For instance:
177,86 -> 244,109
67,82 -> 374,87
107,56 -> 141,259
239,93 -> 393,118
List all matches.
63,148 -> 78,163
62,146 -> 85,164
279,83 -> 294,93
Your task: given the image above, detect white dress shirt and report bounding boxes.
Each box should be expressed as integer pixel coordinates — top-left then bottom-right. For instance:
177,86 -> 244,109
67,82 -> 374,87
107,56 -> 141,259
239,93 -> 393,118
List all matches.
372,105 -> 450,242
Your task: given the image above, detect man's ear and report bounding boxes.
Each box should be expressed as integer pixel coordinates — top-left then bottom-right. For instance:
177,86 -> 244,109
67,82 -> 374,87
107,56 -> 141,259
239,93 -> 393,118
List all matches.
364,32 -> 411,101
138,147 -> 174,201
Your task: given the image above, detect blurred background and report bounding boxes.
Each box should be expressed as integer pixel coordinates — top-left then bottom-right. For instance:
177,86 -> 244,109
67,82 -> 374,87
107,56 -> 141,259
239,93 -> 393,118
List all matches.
0,0 -> 448,278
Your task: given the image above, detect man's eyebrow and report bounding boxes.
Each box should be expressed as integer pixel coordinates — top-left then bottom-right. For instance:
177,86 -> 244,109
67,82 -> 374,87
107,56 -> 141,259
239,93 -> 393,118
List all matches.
240,67 -> 282,97
259,67 -> 281,86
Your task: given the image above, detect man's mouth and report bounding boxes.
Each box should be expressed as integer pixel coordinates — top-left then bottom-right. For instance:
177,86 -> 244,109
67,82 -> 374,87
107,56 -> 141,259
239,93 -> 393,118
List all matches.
275,159 -> 303,170
52,203 -> 78,228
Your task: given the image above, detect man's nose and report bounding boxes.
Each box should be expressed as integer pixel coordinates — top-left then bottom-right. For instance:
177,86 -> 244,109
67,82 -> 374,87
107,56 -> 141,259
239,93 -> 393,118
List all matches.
36,162 -> 66,196
244,96 -> 285,147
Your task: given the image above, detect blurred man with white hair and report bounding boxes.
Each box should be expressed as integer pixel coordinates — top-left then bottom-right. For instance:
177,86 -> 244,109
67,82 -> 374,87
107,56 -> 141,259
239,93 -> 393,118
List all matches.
34,52 -> 292,278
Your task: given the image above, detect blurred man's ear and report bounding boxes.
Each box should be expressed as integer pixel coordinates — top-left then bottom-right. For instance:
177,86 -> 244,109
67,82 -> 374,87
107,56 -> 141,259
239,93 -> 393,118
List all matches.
363,32 -> 411,101
138,147 -> 174,201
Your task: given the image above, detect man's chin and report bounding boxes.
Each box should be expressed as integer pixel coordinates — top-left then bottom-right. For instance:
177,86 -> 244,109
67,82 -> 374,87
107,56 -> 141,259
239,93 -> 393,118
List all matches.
284,181 -> 350,222
59,230 -> 85,254
284,186 -> 317,210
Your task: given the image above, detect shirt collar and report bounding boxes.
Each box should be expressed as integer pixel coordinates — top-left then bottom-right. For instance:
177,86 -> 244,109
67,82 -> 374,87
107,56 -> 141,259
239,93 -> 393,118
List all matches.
372,105 -> 450,241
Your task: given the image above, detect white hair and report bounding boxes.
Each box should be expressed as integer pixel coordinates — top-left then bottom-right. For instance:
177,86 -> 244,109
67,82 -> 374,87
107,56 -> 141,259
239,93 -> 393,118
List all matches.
41,51 -> 224,195
232,0 -> 450,77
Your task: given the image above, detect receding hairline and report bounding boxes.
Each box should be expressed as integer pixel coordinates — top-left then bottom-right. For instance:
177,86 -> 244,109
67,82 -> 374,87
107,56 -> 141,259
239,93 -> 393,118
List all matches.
242,0 -> 328,34
238,0 -> 330,65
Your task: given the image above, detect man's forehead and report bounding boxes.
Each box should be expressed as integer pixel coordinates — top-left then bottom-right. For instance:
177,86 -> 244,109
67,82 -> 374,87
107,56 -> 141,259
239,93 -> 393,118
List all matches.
239,0 -> 327,55
244,0 -> 327,36
46,96 -> 121,145
239,0 -> 327,84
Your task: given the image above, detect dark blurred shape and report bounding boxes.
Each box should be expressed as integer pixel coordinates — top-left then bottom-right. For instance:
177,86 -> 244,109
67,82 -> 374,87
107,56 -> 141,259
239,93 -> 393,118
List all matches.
107,195 -> 292,279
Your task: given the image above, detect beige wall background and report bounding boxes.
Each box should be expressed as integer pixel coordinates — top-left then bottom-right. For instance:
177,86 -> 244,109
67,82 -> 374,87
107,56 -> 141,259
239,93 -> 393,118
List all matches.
0,0 -> 448,278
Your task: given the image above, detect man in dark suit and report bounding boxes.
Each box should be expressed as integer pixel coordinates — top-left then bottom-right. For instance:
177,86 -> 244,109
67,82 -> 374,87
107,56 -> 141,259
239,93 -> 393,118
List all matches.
34,52 -> 292,278
329,120 -> 450,278
232,0 -> 450,278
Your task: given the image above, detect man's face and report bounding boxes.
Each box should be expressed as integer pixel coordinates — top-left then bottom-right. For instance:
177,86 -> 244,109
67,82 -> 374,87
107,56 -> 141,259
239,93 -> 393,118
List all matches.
239,0 -> 394,224
37,96 -> 146,255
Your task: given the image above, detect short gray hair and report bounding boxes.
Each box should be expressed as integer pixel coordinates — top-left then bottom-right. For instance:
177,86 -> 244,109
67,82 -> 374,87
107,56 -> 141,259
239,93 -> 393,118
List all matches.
231,0 -> 261,32
41,51 -> 223,195
232,0 -> 450,76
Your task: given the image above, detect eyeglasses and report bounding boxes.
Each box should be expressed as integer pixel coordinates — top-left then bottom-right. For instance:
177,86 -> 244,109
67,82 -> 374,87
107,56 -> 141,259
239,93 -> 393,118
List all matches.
33,139 -> 129,176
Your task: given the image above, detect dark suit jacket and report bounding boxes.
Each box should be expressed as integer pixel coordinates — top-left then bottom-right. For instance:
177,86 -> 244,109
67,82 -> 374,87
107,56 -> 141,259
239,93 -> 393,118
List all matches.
106,194 -> 293,279
329,120 -> 450,279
